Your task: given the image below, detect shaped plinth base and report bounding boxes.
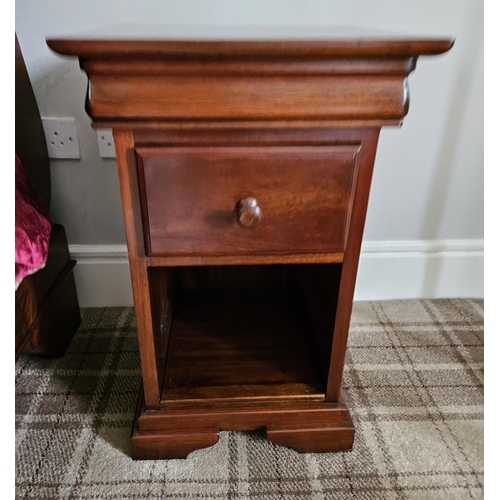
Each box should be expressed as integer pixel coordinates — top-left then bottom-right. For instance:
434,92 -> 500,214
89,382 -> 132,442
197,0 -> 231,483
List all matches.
130,390 -> 355,460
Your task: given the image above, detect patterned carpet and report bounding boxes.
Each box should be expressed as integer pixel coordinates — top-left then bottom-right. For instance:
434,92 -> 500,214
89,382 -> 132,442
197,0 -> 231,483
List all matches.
15,299 -> 484,499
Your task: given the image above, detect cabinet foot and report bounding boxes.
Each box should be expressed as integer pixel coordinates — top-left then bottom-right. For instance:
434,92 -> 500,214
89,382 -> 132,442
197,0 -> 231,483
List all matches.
131,427 -> 220,460
266,401 -> 354,453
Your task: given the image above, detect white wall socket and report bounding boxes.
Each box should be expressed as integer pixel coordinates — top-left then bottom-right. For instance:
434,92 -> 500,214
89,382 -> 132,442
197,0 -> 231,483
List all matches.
42,117 -> 81,159
97,129 -> 116,158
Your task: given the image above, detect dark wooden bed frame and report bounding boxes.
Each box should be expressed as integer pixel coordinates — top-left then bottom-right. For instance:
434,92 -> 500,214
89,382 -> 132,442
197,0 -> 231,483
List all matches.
15,36 -> 81,360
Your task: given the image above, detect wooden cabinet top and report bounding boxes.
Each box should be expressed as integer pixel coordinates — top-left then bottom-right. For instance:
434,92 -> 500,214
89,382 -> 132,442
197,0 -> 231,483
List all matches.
47,25 -> 453,58
47,28 -> 453,128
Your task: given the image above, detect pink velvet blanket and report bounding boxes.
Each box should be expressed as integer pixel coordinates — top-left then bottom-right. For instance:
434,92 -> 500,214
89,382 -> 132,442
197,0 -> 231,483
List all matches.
15,155 -> 51,289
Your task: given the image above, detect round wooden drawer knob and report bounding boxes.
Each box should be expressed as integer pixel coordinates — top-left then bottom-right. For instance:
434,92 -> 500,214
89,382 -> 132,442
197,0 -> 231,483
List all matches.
236,197 -> 262,229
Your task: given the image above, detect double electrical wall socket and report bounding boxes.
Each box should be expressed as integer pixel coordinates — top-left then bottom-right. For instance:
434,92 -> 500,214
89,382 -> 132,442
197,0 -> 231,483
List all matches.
42,117 -> 81,159
97,129 -> 116,158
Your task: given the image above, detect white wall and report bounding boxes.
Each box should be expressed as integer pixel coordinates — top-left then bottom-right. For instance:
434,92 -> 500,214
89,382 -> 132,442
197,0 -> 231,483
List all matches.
15,0 -> 483,305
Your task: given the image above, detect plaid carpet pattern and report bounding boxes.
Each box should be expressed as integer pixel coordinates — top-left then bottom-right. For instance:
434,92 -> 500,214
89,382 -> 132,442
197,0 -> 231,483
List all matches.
15,299 -> 484,499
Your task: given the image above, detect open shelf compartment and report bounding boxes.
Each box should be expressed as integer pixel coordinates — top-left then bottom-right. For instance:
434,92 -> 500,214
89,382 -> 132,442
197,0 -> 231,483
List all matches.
151,264 -> 341,409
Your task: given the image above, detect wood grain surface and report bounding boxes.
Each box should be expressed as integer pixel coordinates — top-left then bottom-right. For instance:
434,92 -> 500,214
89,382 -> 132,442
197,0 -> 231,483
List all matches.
47,34 -> 453,458
137,145 -> 360,256
162,289 -> 324,407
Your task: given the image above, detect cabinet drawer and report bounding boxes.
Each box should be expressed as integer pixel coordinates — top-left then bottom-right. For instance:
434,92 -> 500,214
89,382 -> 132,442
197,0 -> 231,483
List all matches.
136,145 -> 360,256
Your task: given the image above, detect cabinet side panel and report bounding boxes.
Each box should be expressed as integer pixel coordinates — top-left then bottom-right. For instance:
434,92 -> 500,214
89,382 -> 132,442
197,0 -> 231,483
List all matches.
114,130 -> 162,409
298,263 -> 341,384
148,267 -> 175,394
326,129 -> 381,401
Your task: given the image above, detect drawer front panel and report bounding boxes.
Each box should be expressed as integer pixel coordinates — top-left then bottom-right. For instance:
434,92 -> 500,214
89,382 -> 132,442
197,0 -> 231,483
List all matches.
137,146 -> 360,256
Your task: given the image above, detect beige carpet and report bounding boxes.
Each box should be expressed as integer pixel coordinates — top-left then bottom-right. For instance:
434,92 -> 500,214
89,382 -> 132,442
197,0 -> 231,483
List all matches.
15,299 -> 484,499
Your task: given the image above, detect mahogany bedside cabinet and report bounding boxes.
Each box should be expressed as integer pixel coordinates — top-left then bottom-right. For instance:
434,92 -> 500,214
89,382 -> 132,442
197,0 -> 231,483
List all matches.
47,29 -> 453,459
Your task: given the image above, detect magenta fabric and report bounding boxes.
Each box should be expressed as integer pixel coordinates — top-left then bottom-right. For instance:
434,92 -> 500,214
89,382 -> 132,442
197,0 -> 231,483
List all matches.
15,155 -> 51,289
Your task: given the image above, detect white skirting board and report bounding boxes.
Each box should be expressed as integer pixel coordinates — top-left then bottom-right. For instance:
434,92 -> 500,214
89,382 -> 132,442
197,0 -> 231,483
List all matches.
69,240 -> 484,307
